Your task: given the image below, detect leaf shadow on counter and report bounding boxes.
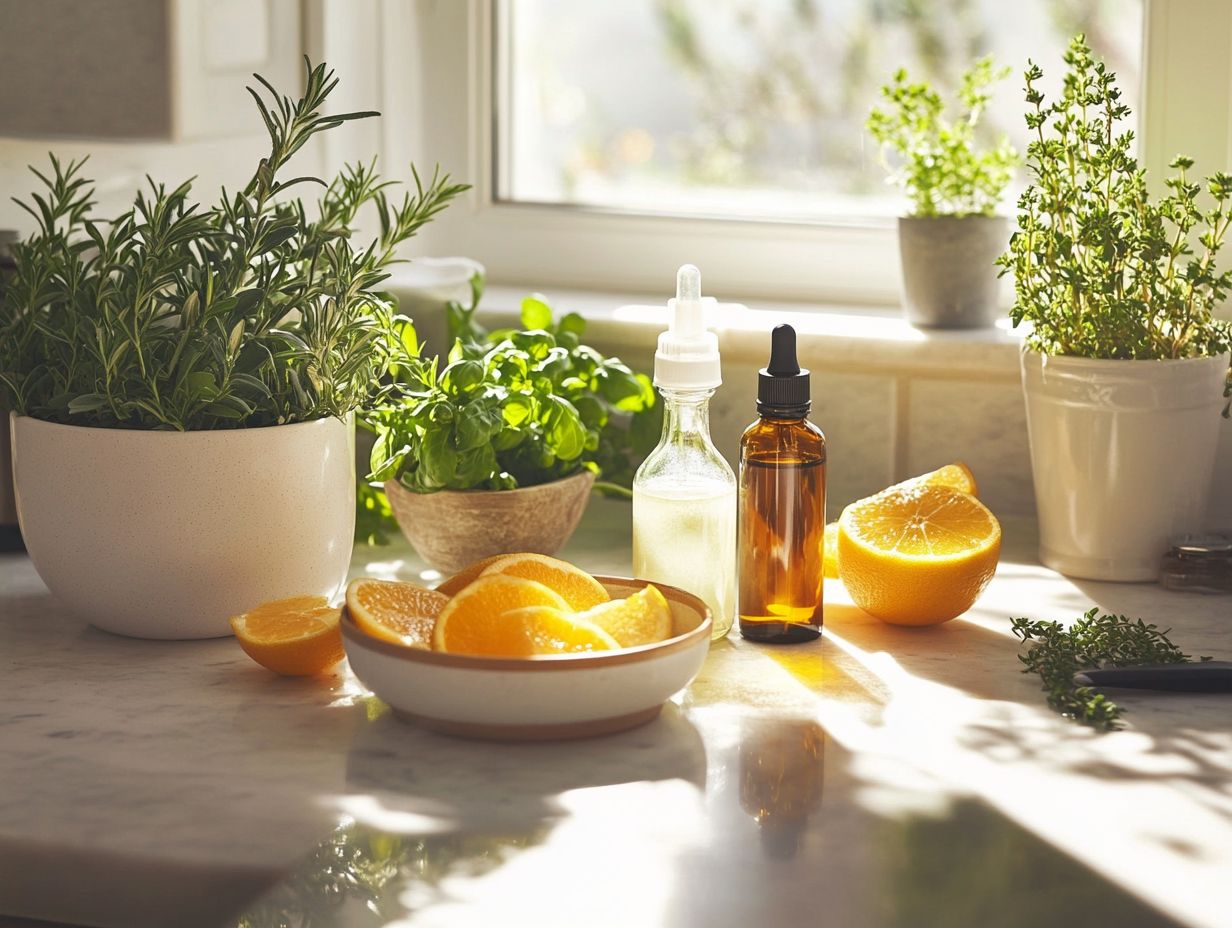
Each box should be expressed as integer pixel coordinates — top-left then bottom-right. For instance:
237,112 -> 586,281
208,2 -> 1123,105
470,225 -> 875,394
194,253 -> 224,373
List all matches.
772,600 -> 1232,833
231,704 -> 710,927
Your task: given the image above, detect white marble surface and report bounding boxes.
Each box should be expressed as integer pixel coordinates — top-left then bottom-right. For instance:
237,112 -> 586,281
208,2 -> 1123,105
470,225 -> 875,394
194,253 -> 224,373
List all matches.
1,500 -> 1230,928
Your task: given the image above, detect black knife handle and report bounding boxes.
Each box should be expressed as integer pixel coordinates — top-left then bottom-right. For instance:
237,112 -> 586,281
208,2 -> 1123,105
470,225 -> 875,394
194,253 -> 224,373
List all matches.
1073,662 -> 1232,693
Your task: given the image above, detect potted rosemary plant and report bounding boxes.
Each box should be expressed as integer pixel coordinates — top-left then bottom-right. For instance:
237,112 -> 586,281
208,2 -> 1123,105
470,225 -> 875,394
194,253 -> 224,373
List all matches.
999,36 -> 1232,581
867,57 -> 1017,328
364,284 -> 658,573
0,61 -> 466,638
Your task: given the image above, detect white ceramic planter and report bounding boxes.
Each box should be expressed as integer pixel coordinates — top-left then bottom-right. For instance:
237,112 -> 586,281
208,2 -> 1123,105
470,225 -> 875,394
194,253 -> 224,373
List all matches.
11,414 -> 355,639
1020,351 -> 1229,581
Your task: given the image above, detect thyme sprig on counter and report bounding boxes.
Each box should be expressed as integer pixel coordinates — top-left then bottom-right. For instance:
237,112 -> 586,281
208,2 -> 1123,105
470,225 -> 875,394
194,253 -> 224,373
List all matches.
1011,608 -> 1208,730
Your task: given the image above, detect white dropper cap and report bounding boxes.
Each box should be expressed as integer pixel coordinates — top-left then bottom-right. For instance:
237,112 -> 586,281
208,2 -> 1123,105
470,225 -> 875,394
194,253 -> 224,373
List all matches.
654,264 -> 722,390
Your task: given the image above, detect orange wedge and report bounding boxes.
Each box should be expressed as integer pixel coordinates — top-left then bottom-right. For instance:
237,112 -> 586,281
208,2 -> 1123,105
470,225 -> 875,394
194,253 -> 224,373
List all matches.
469,605 -> 620,656
574,584 -> 672,647
346,578 -> 450,648
433,575 -> 569,654
896,461 -> 978,497
230,595 -> 344,675
435,555 -> 509,598
479,553 -> 610,611
838,484 -> 1000,626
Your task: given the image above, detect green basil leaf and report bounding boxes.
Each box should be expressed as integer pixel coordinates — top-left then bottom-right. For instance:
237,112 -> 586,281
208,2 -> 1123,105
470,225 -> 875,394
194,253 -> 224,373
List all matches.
558,312 -> 586,337
520,294 -> 553,331
544,395 -> 585,460
440,359 -> 485,394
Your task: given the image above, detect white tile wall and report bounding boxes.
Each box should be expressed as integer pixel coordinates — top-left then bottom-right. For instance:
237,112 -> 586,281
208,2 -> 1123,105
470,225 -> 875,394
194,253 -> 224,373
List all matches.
906,378 -> 1034,518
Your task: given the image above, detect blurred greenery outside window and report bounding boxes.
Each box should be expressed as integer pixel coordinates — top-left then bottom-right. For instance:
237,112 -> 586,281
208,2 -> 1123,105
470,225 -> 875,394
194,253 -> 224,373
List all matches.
498,0 -> 1144,223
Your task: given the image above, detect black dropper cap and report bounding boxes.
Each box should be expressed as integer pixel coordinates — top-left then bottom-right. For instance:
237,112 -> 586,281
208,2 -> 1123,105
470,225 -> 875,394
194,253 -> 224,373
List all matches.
757,324 -> 810,418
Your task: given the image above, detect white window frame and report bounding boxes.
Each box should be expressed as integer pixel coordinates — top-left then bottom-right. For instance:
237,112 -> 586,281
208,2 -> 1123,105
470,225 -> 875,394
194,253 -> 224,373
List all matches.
325,0 -> 1232,308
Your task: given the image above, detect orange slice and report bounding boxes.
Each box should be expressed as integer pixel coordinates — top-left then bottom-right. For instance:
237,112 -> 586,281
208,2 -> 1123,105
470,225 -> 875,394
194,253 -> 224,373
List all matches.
433,575 -> 570,654
838,484 -> 1000,626
469,605 -> 620,656
479,553 -> 610,611
822,522 -> 841,579
574,584 -> 672,647
346,578 -> 450,648
435,555 -> 509,598
230,595 -> 344,676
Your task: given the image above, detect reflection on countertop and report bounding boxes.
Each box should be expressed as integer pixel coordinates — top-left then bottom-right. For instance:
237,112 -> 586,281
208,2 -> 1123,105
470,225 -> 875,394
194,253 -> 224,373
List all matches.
0,500 -> 1228,928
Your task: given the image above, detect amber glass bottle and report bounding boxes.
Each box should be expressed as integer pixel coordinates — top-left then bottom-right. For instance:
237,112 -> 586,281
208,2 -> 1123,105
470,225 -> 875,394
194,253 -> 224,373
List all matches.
738,325 -> 826,643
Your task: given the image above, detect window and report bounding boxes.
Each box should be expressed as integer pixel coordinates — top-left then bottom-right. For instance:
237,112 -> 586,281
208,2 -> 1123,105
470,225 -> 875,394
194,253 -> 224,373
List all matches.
498,0 -> 1144,223
379,0 -> 1232,305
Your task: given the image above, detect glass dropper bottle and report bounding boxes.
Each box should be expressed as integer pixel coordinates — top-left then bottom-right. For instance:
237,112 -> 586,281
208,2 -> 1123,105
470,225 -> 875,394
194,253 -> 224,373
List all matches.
632,265 -> 737,639
738,324 -> 826,643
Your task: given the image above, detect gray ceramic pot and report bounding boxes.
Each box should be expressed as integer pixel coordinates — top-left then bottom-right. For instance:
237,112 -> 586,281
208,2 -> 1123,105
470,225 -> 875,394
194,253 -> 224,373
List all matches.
897,215 -> 1007,329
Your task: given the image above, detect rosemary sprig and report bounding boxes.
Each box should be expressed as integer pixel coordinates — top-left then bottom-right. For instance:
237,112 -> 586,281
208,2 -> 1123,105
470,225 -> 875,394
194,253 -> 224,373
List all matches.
1011,608 -> 1209,730
0,59 -> 469,431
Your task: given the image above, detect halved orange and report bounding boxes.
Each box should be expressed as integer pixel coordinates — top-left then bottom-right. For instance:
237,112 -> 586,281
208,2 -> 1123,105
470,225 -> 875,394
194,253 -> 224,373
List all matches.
479,553 -> 610,611
346,578 -> 450,648
823,462 -> 980,579
435,555 -> 509,598
574,584 -> 671,647
230,595 -> 344,675
433,575 -> 569,654
838,483 -> 1000,626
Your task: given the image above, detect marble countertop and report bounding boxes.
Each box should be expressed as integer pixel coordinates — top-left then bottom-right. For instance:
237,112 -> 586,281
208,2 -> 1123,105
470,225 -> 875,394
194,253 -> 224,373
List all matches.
1,500 -> 1230,928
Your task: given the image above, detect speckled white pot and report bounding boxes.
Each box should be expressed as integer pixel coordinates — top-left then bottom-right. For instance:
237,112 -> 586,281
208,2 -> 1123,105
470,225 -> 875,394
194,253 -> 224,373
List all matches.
10,413 -> 355,639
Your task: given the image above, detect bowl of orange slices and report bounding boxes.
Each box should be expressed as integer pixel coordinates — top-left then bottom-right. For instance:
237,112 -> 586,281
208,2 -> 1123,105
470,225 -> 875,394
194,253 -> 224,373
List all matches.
338,554 -> 712,740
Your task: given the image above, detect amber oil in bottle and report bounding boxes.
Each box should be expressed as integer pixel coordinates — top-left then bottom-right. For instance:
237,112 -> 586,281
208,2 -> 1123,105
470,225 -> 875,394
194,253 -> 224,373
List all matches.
738,325 -> 826,643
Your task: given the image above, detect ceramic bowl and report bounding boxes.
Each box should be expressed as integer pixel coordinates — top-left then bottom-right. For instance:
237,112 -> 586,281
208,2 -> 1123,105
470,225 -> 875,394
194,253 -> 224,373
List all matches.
341,577 -> 712,740
384,470 -> 595,574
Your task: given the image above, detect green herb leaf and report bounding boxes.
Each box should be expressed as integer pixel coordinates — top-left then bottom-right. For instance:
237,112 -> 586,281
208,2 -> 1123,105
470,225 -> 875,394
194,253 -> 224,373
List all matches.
520,295 -> 553,331
997,34 -> 1232,364
866,55 -> 1017,217
364,289 -> 657,496
1011,607 -> 1210,730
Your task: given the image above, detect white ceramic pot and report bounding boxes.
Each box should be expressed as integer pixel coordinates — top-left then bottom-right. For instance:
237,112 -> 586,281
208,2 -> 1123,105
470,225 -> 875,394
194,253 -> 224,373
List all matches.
1020,351 -> 1229,581
11,414 -> 355,639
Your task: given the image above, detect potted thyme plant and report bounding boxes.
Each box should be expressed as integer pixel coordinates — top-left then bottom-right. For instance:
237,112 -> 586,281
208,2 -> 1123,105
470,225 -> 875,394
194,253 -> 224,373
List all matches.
363,283 -> 658,573
867,57 -> 1017,328
998,35 -> 1232,581
0,61 -> 466,638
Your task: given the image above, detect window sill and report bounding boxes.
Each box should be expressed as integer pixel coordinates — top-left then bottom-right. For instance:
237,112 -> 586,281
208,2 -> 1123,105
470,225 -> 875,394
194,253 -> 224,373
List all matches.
473,283 -> 1024,380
